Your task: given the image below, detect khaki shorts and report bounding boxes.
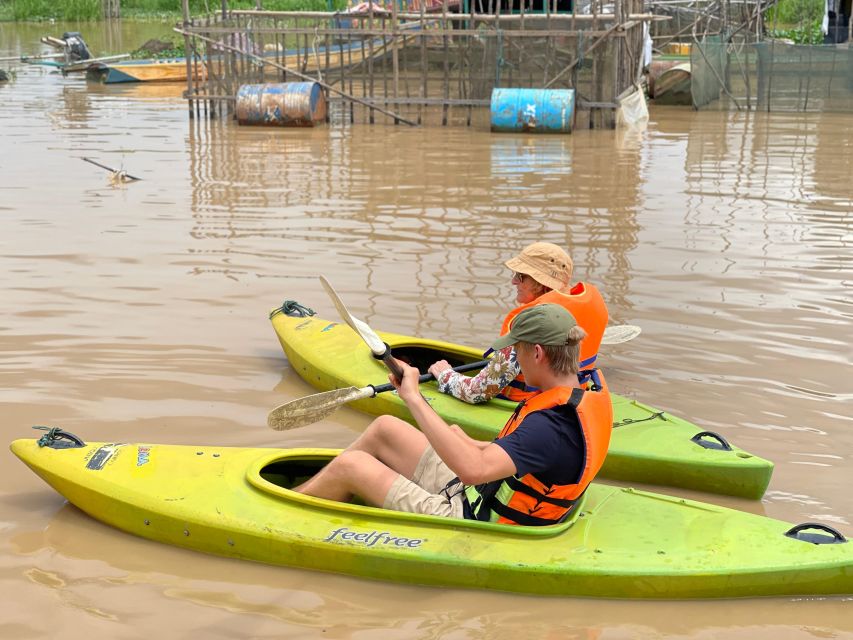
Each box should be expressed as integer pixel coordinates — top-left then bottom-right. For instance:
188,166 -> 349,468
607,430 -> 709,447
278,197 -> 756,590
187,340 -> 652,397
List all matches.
383,447 -> 466,519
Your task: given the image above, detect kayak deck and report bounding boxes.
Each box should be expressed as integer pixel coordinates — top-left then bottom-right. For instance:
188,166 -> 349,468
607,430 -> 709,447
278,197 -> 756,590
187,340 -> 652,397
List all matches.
270,309 -> 774,499
10,434 -> 851,599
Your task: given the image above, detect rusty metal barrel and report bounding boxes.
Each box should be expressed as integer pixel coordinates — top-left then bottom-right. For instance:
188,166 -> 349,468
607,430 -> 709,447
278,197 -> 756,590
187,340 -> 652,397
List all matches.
235,82 -> 326,127
490,88 -> 575,134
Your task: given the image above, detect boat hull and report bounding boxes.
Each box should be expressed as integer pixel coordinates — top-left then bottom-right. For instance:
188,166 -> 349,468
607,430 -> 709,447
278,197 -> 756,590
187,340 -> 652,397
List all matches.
650,60 -> 692,106
271,309 -> 774,499
10,436 -> 851,599
85,36 -> 407,84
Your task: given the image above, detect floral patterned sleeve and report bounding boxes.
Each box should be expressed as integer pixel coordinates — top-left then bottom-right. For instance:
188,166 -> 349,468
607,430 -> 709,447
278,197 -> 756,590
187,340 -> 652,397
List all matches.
435,346 -> 521,404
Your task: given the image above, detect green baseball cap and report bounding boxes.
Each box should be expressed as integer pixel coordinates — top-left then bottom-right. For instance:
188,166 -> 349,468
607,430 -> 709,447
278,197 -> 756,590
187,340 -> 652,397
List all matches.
491,304 -> 578,350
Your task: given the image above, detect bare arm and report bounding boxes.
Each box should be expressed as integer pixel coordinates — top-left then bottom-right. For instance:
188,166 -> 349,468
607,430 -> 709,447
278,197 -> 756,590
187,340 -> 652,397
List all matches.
448,423 -> 492,449
392,360 -> 516,484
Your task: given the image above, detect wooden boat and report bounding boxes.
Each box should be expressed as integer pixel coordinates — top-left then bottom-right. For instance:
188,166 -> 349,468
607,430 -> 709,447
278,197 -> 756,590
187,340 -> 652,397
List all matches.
85,35 -> 408,85
269,303 -> 774,499
86,56 -> 205,84
11,430 -> 852,599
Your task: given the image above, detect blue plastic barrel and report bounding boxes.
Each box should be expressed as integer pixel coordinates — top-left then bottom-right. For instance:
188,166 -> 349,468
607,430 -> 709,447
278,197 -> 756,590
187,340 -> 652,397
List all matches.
236,82 -> 327,127
490,88 -> 575,133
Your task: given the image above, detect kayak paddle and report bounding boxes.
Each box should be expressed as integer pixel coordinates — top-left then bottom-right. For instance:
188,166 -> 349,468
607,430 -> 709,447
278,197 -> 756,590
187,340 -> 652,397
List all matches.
601,324 -> 641,345
267,359 -> 489,430
320,275 -> 405,381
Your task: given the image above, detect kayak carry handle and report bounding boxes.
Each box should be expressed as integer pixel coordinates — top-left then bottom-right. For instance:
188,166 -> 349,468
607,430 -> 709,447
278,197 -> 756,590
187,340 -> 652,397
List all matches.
33,426 -> 86,449
690,431 -> 733,451
784,522 -> 848,545
272,300 -> 316,319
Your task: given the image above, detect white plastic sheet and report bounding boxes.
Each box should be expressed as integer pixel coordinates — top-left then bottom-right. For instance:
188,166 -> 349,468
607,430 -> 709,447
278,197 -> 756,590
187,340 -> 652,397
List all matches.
616,85 -> 649,128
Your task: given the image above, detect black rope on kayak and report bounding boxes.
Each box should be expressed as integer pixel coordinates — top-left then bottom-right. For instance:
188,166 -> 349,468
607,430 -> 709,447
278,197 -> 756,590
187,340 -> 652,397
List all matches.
269,300 -> 316,320
33,425 -> 86,448
612,411 -> 665,429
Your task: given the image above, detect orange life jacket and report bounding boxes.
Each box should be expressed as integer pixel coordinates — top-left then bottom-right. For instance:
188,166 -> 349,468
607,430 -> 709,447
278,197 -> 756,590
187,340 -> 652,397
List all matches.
464,371 -> 613,526
498,283 -> 608,402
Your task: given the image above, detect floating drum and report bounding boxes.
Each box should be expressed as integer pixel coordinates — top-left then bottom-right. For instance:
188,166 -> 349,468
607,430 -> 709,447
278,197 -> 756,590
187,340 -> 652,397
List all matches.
236,82 -> 326,127
490,88 -> 575,134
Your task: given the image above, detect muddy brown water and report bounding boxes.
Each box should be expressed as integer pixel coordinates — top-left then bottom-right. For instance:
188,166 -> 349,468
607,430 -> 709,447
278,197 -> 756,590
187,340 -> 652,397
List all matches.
1,20 -> 851,639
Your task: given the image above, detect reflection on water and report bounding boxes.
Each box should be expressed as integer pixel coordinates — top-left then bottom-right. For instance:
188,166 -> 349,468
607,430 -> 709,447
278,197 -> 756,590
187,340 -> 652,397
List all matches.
489,137 -> 572,178
183,118 -> 644,339
1,20 -> 852,640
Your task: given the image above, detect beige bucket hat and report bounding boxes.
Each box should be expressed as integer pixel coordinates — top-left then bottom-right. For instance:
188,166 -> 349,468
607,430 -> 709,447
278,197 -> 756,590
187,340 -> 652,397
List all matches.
504,242 -> 573,292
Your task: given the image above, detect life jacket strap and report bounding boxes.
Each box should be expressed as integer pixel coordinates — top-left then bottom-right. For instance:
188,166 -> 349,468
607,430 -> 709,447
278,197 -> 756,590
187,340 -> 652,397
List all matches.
504,476 -> 577,508
490,500 -> 575,527
577,369 -> 602,391
578,354 -> 597,369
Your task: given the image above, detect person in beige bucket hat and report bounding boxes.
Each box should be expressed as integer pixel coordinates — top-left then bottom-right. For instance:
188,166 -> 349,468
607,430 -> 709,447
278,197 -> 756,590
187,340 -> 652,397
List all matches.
428,242 -> 609,404
504,242 -> 574,295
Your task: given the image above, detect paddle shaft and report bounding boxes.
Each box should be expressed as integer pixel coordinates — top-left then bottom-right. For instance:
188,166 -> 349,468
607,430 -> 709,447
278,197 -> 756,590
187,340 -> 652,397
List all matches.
371,358 -> 489,394
376,348 -> 406,383
267,358 -> 490,430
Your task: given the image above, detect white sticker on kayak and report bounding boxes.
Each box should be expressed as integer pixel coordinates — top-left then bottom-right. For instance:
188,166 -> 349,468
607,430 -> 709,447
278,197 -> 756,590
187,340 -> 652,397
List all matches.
324,527 -> 425,548
84,444 -> 125,471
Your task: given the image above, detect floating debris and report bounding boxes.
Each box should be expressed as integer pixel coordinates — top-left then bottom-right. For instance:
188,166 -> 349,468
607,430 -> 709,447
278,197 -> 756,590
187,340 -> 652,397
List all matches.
81,157 -> 141,183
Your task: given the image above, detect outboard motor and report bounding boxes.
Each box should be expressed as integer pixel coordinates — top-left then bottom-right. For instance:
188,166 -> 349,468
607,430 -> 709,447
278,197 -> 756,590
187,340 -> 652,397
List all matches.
61,32 -> 91,61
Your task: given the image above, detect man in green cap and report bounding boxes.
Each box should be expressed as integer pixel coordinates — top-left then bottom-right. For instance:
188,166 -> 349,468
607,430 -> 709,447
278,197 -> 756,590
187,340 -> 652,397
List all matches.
294,304 -> 613,526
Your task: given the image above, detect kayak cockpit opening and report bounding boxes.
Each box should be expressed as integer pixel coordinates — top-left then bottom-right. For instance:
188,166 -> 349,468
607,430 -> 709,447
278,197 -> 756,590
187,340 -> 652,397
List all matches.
387,345 -> 482,373
249,449 -> 583,537
259,456 -> 328,491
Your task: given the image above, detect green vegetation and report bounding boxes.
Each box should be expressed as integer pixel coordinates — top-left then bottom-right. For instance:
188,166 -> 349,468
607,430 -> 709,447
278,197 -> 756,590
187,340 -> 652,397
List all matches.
3,0 -> 101,21
0,0 -> 342,21
766,22 -> 824,44
121,0 -> 341,19
765,0 -> 825,44
130,38 -> 187,58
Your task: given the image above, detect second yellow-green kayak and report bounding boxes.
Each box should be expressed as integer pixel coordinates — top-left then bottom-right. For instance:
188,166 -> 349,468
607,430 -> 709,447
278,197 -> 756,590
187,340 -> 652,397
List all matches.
270,301 -> 774,499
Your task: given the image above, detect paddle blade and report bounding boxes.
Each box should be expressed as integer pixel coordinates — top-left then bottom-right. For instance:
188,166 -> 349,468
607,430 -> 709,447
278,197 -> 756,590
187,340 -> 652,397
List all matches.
601,324 -> 642,345
320,276 -> 387,356
267,386 -> 374,431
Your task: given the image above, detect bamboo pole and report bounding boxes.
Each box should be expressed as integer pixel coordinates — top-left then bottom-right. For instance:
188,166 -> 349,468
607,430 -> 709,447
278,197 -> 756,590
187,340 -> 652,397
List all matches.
182,0 -> 194,119
368,2 -> 376,124
544,22 -> 622,88
419,0 -> 427,125
392,0 -> 400,125
174,25 -> 418,125
232,9 -> 664,21
442,0 -> 450,126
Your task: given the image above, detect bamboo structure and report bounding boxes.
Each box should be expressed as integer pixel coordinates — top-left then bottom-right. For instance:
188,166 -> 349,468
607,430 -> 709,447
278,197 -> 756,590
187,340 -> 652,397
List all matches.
103,0 -> 121,19
646,0 -> 853,113
647,0 -> 778,50
178,0 -> 656,128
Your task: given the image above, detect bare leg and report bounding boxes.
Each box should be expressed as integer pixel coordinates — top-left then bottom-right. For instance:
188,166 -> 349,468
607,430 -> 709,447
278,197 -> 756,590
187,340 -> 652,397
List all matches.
346,414 -> 430,478
294,450 -> 400,506
294,415 -> 429,505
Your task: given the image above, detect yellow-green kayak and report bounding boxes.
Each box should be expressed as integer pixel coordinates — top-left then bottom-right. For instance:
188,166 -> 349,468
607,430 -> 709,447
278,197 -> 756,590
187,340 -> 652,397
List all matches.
11,430 -> 851,599
270,303 -> 774,499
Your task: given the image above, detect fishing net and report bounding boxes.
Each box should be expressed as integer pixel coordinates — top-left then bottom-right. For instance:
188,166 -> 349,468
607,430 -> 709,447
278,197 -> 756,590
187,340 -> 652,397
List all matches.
691,35 -> 853,112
